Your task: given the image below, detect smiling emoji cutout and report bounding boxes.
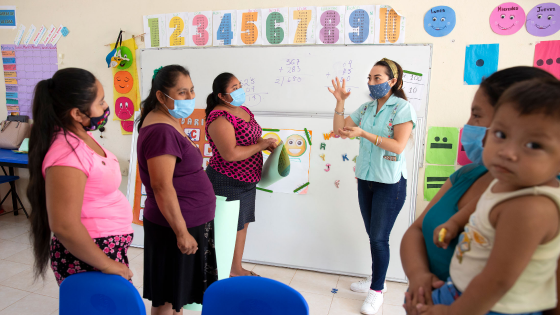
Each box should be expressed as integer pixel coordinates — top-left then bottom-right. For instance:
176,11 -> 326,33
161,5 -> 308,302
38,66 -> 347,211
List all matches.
116,46 -> 134,70
490,2 -> 526,35
263,132 -> 281,156
526,3 -> 560,37
114,71 -> 133,94
424,6 -> 456,37
285,134 -> 307,157
115,96 -> 133,120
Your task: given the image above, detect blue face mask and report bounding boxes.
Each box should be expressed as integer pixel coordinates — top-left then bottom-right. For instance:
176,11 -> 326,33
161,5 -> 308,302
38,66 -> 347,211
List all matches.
368,81 -> 392,100
461,124 -> 487,165
164,93 -> 195,119
227,88 -> 246,106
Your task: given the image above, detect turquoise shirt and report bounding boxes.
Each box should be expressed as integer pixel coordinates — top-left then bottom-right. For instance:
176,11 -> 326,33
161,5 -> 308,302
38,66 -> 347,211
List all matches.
350,94 -> 417,184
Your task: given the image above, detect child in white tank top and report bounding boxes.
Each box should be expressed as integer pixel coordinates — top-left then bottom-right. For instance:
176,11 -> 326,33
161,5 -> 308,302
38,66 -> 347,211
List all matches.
418,78 -> 560,315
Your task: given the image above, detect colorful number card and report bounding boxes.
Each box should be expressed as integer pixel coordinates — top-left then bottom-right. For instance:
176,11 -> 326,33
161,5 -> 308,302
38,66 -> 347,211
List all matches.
261,8 -> 289,45
316,6 -> 345,45
344,6 -> 375,44
166,12 -> 188,47
237,9 -> 262,46
143,14 -> 167,48
375,5 -> 405,44
213,10 -> 237,46
288,7 -> 317,45
189,11 -> 213,47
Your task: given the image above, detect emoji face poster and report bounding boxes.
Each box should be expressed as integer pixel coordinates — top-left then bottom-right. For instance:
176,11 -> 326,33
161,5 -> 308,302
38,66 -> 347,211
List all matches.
425,127 -> 459,165
424,6 -> 456,37
526,3 -> 560,37
424,165 -> 456,201
490,2 -> 526,35
534,40 -> 560,79
259,129 -> 311,194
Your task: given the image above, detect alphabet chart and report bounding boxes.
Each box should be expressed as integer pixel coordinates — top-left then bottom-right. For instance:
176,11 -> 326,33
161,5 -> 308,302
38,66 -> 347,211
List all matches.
237,9 -> 262,46
213,10 -> 237,46
188,11 -> 212,47
316,6 -> 345,45
345,5 -> 375,44
288,7 -> 317,45
143,14 -> 166,48
375,5 -> 406,44
261,8 -> 289,45
166,12 -> 188,47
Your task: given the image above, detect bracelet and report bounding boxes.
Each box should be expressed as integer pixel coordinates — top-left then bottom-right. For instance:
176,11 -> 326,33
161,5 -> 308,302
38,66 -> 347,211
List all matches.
335,109 -> 345,116
379,137 -> 383,145
374,135 -> 379,146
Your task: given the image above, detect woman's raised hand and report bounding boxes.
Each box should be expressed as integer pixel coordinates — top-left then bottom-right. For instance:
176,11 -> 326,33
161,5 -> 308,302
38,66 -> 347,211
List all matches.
328,77 -> 351,102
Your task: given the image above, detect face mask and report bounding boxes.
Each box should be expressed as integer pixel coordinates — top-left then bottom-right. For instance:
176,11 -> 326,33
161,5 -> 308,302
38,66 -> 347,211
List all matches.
226,88 -> 246,107
368,81 -> 392,100
461,124 -> 487,165
164,93 -> 195,119
83,107 -> 110,131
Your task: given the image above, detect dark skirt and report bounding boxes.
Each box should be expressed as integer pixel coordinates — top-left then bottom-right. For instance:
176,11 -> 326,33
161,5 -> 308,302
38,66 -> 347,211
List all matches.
206,165 -> 258,231
50,233 -> 133,286
143,218 -> 218,312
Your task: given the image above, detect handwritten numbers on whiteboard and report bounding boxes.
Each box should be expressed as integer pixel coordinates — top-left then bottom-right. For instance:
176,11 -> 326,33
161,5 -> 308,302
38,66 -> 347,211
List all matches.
266,12 -> 285,44
349,9 -> 369,44
240,12 -> 259,45
192,14 -> 209,46
294,10 -> 312,44
169,17 -> 185,46
217,13 -> 234,45
319,10 -> 340,44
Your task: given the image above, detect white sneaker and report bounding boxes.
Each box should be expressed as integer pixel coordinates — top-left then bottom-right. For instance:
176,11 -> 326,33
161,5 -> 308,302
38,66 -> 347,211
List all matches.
350,276 -> 388,293
360,290 -> 384,315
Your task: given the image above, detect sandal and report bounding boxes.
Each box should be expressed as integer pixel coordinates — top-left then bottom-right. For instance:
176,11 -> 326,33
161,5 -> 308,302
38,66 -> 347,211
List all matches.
229,271 -> 261,278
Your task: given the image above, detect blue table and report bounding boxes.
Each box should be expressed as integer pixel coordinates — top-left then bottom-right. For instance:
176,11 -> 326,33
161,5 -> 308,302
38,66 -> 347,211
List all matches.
0,149 -> 28,217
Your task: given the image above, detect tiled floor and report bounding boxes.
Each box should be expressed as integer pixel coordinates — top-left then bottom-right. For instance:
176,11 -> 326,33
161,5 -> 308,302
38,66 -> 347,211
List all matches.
0,214 -> 407,315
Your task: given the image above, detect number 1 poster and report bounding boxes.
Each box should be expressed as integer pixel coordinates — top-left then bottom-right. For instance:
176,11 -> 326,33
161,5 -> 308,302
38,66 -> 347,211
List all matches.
288,7 -> 317,45
166,12 -> 188,47
316,6 -> 345,45
261,8 -> 289,45
345,5 -> 375,44
189,11 -> 213,47
213,10 -> 237,46
237,9 -> 262,46
143,14 -> 167,48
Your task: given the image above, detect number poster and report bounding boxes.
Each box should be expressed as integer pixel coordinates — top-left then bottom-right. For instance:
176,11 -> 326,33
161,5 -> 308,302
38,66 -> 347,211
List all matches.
237,9 -> 262,46
344,5 -> 375,44
316,6 -> 345,45
166,12 -> 188,47
188,11 -> 212,47
261,8 -> 289,45
288,7 -> 317,44
213,10 -> 238,46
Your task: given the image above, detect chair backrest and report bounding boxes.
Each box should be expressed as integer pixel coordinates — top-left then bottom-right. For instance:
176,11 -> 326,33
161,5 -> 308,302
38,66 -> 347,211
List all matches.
201,276 -> 309,315
59,271 -> 146,315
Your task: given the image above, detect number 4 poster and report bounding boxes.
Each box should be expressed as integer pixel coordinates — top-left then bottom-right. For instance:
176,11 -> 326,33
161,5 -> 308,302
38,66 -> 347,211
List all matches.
213,10 -> 237,46
261,8 -> 289,45
345,5 -> 375,44
316,6 -> 345,45
237,9 -> 262,46
188,11 -> 212,47
288,7 -> 317,45
166,12 -> 188,47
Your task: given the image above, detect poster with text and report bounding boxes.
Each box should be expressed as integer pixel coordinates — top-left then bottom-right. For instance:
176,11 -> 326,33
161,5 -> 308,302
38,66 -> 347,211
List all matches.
237,9 -> 262,46
166,12 -> 188,47
288,7 -> 317,45
143,14 -> 167,48
374,5 -> 405,44
0,6 -> 16,29
261,8 -> 289,45
213,10 -> 238,46
316,6 -> 345,45
344,5 -> 375,44
188,11 -> 213,47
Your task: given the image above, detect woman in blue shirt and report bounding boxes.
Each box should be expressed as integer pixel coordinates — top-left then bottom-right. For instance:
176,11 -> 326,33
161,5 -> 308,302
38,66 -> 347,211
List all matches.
330,58 -> 416,315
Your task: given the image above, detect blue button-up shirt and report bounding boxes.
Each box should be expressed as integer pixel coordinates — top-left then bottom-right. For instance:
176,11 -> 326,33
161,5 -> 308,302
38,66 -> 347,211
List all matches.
349,94 -> 417,184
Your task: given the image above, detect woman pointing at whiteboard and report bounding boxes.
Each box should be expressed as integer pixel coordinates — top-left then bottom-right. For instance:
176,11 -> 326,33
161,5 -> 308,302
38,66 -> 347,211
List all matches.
329,58 -> 416,315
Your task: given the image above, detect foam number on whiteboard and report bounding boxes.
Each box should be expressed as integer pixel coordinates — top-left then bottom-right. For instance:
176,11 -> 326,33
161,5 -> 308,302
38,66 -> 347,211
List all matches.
169,17 -> 185,46
217,13 -> 234,45
192,14 -> 209,46
294,10 -> 312,43
349,9 -> 369,43
266,12 -> 284,44
240,12 -> 258,45
319,11 -> 340,44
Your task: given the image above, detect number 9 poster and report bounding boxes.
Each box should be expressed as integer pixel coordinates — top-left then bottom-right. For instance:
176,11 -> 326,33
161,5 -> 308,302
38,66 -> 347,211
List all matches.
344,5 -> 375,44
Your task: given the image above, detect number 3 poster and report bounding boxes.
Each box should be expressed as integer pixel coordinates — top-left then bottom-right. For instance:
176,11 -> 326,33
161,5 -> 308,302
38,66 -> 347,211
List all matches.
188,11 -> 212,47
261,8 -> 289,45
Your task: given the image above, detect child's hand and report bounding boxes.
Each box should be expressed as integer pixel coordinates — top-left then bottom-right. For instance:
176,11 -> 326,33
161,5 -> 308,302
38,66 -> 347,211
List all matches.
433,221 -> 461,250
417,304 -> 451,315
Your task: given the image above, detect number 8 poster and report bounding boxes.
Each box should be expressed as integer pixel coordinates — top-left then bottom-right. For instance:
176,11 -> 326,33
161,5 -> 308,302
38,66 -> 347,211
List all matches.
316,6 -> 345,45
261,8 -> 289,45
344,5 -> 375,44
188,11 -> 213,47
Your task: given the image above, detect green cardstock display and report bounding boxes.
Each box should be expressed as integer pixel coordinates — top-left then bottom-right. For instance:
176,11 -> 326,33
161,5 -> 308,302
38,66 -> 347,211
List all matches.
424,165 -> 456,201
425,127 -> 459,165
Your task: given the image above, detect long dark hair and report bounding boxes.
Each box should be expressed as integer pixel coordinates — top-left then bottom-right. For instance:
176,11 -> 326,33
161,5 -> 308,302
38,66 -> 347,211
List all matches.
480,66 -> 556,107
206,72 -> 235,118
136,65 -> 190,130
28,68 -> 98,280
375,59 -> 407,101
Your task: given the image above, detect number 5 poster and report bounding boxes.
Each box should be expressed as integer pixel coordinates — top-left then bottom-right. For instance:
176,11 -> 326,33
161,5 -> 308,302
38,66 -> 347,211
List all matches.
316,6 -> 345,45
188,11 -> 212,47
166,12 -> 188,47
345,5 -> 375,44
213,10 -> 237,46
288,7 -> 317,45
237,9 -> 262,46
261,8 -> 289,45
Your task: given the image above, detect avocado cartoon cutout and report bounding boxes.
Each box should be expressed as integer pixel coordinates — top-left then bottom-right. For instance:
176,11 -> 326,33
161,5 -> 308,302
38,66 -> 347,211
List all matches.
490,2 -> 526,35
424,6 -> 456,37
526,2 -> 560,37
425,127 -> 459,165
259,140 -> 291,188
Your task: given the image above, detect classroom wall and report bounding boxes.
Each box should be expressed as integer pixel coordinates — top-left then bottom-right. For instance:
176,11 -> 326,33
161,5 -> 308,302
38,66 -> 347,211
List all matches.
0,0 -> 558,216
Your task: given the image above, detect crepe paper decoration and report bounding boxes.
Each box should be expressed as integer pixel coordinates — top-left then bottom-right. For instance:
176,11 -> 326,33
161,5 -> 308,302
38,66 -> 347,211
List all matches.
490,3 -> 526,35
188,11 -> 213,47
424,165 -> 456,201
325,163 -> 331,172
344,5 -> 375,44
335,180 -> 340,188
424,6 -> 456,37
288,6 -> 317,45
261,8 -> 289,45
425,127 -> 459,165
0,6 -> 16,29
464,44 -> 499,85
526,3 -> 560,37
316,6 -> 345,45
213,10 -> 238,46
375,5 -> 406,44
534,40 -> 560,79
259,141 -> 291,188
304,128 -> 312,145
457,128 -> 473,166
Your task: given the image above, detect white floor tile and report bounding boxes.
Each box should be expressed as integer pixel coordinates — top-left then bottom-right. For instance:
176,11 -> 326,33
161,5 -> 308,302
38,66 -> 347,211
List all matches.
241,262 -> 256,271
251,265 -> 296,285
383,303 -> 406,315
384,282 -> 407,306
126,246 -> 144,260
0,268 -> 48,292
329,296 -> 375,315
0,293 -> 58,315
0,285 -> 30,311
0,223 -> 29,240
290,270 -> 340,297
4,248 -> 33,265
0,260 -> 31,283
335,276 -> 368,301
0,239 -> 29,259
0,214 -> 30,226
299,291 -> 333,315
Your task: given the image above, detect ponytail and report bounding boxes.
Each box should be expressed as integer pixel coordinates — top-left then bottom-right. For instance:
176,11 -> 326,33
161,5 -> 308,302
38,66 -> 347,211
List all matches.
375,59 -> 407,101
206,72 -> 235,118
28,68 -> 97,280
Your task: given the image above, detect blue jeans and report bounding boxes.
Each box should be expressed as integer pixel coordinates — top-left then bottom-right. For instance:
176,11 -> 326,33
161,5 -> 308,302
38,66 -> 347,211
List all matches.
357,176 -> 406,290
432,278 -> 542,315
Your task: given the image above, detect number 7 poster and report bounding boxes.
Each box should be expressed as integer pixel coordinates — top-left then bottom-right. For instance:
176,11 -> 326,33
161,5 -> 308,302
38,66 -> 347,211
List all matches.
261,8 -> 289,45
188,11 -> 212,47
237,9 -> 262,46
288,7 -> 317,45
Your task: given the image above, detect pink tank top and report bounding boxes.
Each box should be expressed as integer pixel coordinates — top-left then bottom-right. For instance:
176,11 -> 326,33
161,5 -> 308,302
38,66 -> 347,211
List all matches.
205,106 -> 263,183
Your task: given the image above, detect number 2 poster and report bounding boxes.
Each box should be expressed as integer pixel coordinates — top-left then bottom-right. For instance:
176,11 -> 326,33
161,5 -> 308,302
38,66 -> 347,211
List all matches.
188,11 -> 212,47
288,7 -> 317,45
213,10 -> 237,46
261,8 -> 289,45
166,12 -> 188,47
316,6 -> 345,45
237,9 -> 262,46
345,5 -> 375,44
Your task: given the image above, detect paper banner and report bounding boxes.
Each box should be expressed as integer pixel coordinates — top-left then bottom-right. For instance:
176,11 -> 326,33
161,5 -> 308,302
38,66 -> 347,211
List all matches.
41,25 -> 56,45
316,6 -> 345,45
424,165 -> 456,201
111,38 -> 140,125
534,40 -> 560,79
375,5 -> 405,44
32,25 -> 46,46
425,127 -> 459,165
259,141 -> 291,188
464,44 -> 499,85
526,3 -> 560,37
188,11 -> 213,47
213,10 -> 238,46
261,8 -> 289,45
166,12 -> 188,47
14,24 -> 25,45
143,14 -> 167,48
344,5 -> 375,44
237,9 -> 262,46
288,7 -> 317,44
0,6 -> 16,29
22,24 -> 36,45
490,3 -> 525,35
424,6 -> 456,37
457,128 -> 473,166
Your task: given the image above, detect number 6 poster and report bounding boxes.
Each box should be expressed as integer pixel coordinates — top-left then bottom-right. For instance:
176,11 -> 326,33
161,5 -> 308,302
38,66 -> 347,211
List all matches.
213,10 -> 237,46
237,9 -> 262,46
188,11 -> 212,47
316,6 -> 345,45
261,8 -> 289,45
344,5 -> 375,44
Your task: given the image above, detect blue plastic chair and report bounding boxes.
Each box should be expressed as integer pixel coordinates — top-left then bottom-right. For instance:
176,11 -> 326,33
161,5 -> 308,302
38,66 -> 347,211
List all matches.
201,276 -> 309,315
59,271 -> 146,315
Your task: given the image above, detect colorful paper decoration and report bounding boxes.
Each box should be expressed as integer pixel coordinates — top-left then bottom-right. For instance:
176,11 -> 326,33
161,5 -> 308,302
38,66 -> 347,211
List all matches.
425,127 -> 459,165
424,6 -> 456,37
111,37 -> 140,135
288,6 -> 317,44
424,165 -> 455,201
316,6 -> 345,45
534,40 -> 560,79
261,8 -> 289,45
490,2 -> 526,35
457,128 -> 473,166
188,11 -> 213,47
464,44 -> 499,85
526,3 -> 560,37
